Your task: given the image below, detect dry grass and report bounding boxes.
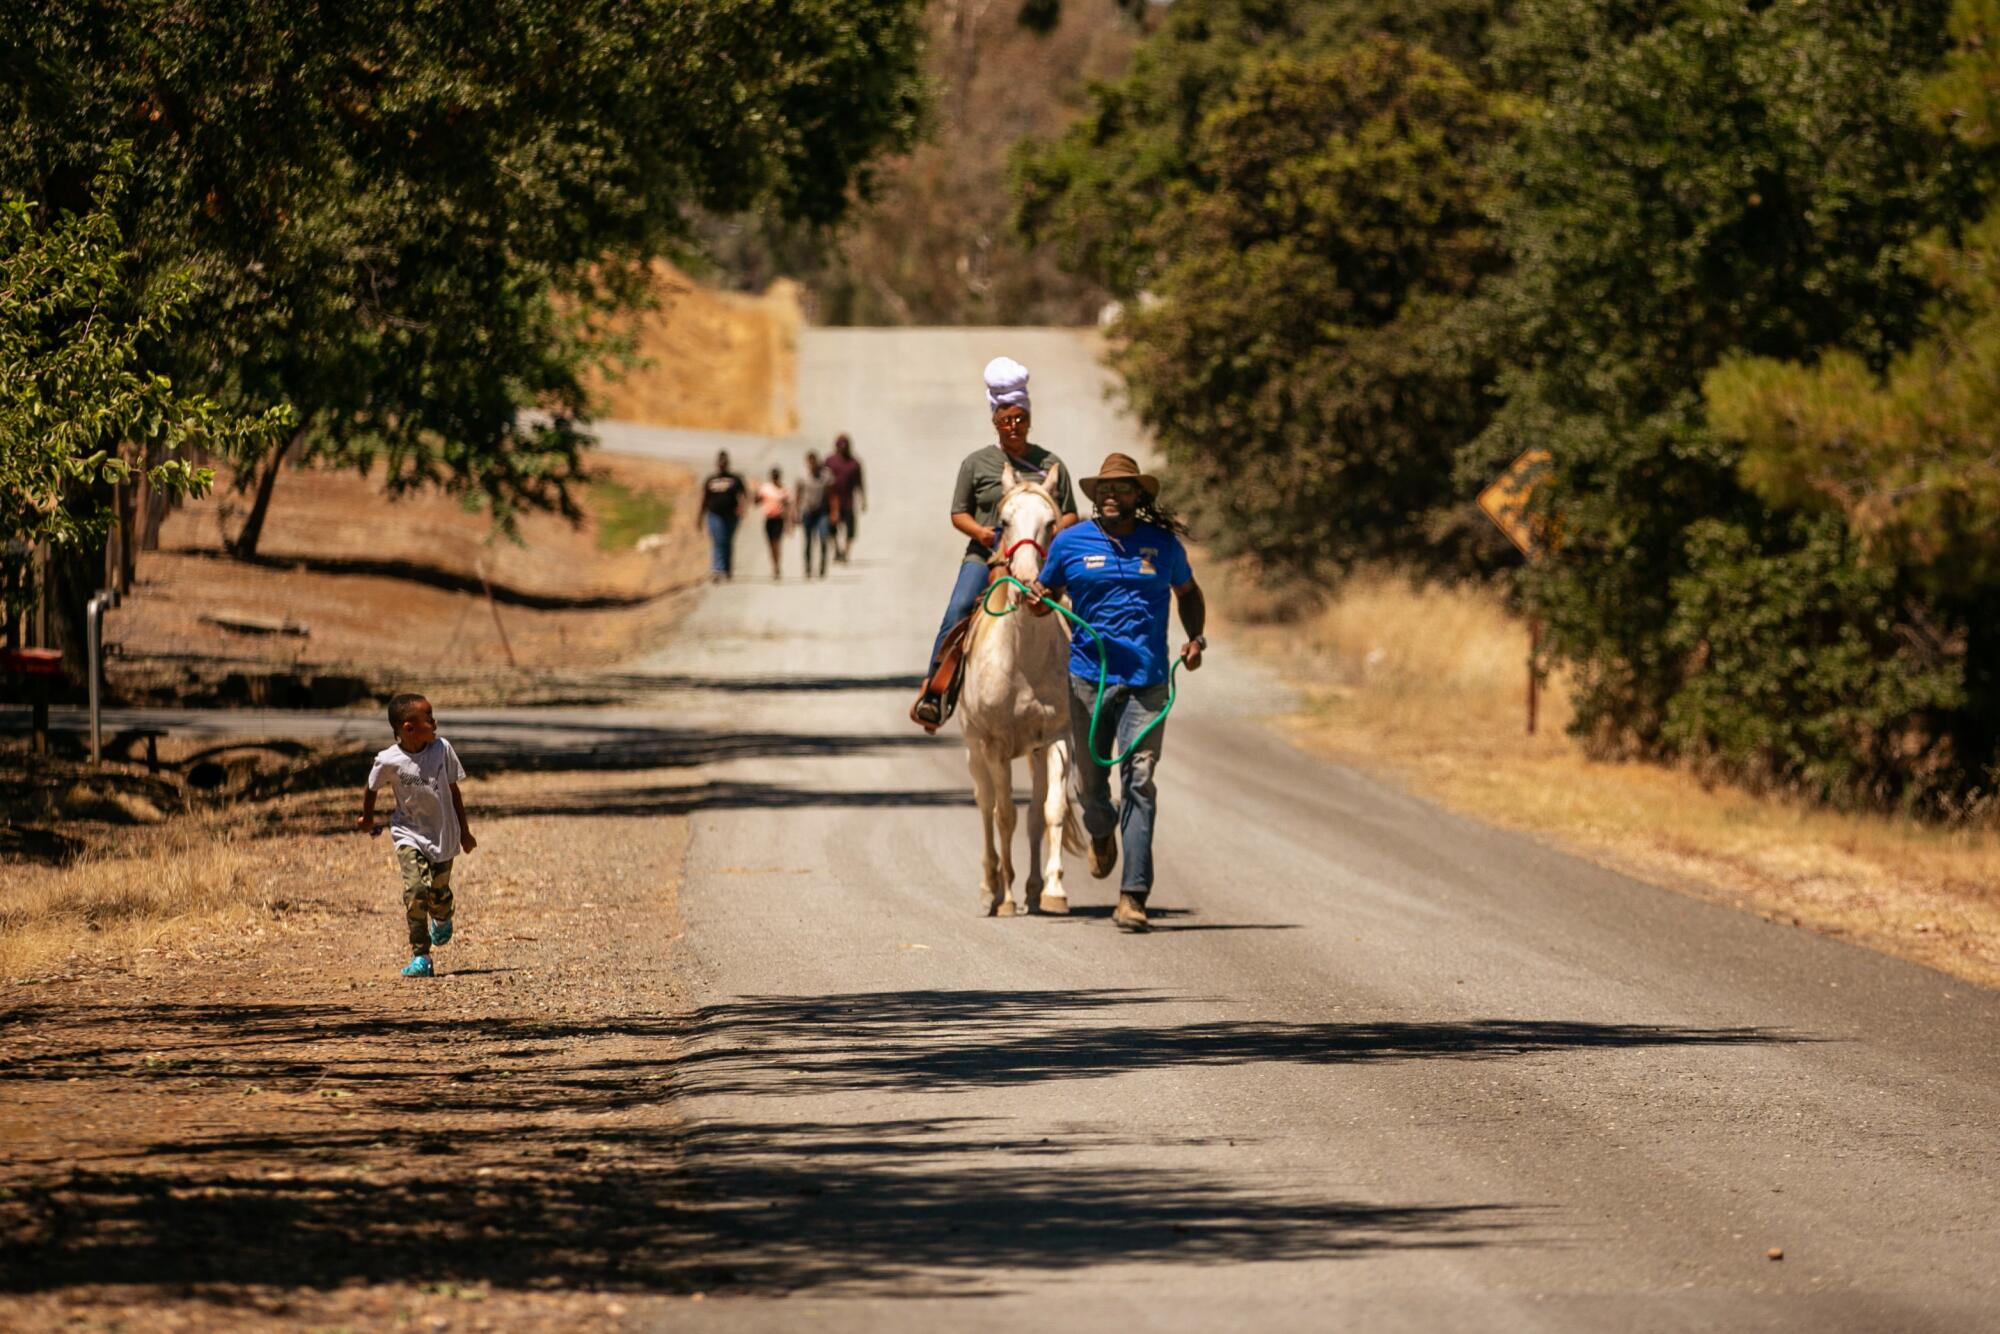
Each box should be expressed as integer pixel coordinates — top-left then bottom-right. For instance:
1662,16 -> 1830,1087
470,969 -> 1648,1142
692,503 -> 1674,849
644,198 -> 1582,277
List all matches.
1223,563 -> 2000,989
0,740 -> 380,980
0,830 -> 266,978
583,259 -> 800,435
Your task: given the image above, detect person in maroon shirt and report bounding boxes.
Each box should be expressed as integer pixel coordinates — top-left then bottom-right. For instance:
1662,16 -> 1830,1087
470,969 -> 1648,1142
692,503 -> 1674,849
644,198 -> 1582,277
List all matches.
823,434 -> 866,563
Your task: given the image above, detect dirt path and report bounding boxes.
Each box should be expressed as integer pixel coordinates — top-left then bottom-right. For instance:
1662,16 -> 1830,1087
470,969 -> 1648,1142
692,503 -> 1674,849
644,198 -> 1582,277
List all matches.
0,768 -> 711,1331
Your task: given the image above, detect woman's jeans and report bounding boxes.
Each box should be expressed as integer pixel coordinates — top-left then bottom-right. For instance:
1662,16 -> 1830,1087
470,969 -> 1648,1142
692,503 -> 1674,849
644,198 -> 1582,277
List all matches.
704,511 -> 738,576
801,509 -> 832,575
927,560 -> 992,673
1068,674 -> 1169,895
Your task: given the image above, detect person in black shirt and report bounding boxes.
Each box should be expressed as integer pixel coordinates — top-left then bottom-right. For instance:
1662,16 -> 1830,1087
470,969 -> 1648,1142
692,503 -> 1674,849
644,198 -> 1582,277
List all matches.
697,451 -> 748,582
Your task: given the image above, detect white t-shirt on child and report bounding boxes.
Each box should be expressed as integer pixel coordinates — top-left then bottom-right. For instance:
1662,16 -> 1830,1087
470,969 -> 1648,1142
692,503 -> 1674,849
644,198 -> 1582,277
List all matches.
367,737 -> 468,861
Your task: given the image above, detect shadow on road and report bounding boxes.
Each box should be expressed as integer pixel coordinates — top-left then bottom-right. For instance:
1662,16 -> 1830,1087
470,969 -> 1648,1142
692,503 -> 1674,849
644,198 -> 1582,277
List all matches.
0,996 -> 1528,1299
1050,904 -> 1299,933
447,721 -> 951,774
209,725 -> 958,829
673,989 -> 1804,1097
0,990 -> 1799,1300
615,671 -> 924,694
475,780 -> 976,819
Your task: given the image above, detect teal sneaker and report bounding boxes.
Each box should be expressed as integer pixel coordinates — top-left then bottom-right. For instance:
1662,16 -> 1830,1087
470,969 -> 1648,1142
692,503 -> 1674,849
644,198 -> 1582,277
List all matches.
401,954 -> 434,978
430,918 -> 453,946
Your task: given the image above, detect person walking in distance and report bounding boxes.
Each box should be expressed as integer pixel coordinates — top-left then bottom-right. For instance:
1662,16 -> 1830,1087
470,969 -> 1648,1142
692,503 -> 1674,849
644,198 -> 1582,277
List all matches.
697,450 -> 748,582
794,450 -> 833,579
909,356 -> 1078,730
754,465 -> 791,580
823,433 -> 866,563
1028,453 -> 1205,932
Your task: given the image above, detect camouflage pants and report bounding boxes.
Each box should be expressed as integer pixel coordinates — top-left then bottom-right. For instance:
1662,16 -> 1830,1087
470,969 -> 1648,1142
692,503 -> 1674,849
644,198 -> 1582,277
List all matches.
395,844 -> 455,952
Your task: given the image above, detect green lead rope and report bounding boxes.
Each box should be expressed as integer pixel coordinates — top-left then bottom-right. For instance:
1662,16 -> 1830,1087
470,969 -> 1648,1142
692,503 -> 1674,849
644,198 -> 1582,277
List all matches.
980,574 -> 1181,768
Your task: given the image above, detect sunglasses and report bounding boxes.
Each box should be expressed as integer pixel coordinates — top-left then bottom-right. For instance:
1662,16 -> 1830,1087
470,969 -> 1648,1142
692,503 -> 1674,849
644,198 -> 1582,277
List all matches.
1097,480 -> 1142,497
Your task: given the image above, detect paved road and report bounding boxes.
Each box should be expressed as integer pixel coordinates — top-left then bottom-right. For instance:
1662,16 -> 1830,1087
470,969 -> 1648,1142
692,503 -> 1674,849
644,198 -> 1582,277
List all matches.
18,329 -> 2000,1330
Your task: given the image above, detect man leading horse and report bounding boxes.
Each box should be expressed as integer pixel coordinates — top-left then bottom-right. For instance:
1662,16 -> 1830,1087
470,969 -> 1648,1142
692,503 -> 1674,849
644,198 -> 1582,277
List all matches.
1029,452 -> 1206,932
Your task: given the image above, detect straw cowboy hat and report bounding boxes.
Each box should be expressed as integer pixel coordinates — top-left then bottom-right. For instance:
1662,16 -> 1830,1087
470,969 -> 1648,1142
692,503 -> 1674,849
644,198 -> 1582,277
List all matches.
1080,452 -> 1161,503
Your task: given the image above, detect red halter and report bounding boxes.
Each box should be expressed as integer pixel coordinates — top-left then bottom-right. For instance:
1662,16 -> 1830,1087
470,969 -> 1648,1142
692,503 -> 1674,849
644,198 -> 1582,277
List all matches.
1001,536 -> 1047,563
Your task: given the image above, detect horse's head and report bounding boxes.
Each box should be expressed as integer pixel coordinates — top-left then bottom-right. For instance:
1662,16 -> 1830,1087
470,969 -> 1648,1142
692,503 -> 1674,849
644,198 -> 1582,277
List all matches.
996,461 -> 1062,590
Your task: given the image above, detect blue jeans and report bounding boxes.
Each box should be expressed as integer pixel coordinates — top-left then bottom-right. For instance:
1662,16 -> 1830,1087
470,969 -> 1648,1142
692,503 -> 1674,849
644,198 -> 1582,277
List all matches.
800,509 -> 831,575
1068,674 -> 1169,895
927,560 -> 992,672
705,511 -> 738,576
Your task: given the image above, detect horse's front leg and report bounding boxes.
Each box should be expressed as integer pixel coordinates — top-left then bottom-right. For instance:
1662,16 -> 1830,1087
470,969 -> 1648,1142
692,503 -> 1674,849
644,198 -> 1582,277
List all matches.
968,744 -> 1018,917
1036,738 -> 1072,914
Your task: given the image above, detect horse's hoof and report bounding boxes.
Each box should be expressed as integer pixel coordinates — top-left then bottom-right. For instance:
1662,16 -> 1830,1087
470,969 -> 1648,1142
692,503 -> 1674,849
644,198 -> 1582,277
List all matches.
1034,891 -> 1070,916
993,898 -> 1021,918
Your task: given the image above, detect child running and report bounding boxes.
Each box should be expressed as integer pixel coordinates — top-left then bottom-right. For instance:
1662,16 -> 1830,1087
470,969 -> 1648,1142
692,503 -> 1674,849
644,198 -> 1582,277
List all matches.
357,692 -> 476,977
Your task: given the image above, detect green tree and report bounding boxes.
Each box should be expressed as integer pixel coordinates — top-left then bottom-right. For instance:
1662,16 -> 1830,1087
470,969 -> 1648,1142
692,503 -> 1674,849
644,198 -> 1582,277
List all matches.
1012,0 -> 1505,301
1466,0 -> 1978,801
1111,38 -> 1515,570
1,156 -> 285,649
0,0 -> 925,558
705,0 -> 1136,326
1703,0 -> 2000,793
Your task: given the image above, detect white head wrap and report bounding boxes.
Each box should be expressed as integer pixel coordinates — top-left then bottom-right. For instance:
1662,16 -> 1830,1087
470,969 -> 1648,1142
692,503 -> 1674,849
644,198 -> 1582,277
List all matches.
984,356 -> 1030,415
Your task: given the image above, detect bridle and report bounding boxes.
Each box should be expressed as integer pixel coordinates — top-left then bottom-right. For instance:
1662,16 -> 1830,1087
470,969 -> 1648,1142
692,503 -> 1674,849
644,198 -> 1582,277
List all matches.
985,482 -> 1057,594
985,534 -> 1049,610
1000,536 -> 1046,564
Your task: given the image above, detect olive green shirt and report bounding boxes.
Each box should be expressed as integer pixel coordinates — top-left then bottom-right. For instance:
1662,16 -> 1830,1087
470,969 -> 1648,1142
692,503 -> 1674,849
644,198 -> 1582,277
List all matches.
950,443 -> 1078,563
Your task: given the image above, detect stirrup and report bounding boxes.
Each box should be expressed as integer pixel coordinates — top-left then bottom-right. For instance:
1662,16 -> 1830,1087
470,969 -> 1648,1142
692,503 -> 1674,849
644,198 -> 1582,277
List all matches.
911,616 -> 973,732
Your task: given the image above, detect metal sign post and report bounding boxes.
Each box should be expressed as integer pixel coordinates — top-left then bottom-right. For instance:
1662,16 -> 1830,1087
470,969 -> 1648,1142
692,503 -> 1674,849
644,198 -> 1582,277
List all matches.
87,588 -> 121,763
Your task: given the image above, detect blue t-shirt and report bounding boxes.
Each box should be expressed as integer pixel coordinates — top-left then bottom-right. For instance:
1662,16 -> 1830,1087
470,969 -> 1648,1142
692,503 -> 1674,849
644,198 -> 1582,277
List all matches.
1041,520 -> 1192,687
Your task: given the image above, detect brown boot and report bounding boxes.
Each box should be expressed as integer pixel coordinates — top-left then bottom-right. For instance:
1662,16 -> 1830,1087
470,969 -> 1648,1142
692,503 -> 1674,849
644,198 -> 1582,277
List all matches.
1088,835 -> 1117,880
1112,892 -> 1150,933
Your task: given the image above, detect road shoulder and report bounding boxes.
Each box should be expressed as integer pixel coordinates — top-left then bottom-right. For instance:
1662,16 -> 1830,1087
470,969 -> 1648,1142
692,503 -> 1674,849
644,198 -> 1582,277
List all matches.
0,767 -> 705,1330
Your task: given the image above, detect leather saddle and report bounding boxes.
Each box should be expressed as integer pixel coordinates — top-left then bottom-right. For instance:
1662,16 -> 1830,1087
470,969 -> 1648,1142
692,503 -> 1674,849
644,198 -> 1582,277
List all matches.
909,616 -> 973,733
910,564 -> 1011,733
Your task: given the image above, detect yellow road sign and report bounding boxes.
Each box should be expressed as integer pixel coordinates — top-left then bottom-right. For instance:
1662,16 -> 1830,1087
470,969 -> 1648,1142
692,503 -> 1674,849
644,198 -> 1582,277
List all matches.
1477,448 -> 1554,558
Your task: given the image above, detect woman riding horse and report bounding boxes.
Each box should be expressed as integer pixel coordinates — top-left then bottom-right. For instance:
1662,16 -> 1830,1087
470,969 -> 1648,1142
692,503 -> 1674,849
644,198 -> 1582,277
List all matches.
910,356 -> 1079,730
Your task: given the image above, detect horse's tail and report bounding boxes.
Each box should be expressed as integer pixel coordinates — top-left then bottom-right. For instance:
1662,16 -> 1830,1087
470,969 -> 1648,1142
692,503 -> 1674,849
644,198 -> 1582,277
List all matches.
1061,793 -> 1088,856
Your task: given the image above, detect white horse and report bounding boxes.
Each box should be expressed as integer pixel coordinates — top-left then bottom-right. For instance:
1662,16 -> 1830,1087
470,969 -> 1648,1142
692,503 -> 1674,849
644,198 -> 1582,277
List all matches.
958,464 -> 1086,916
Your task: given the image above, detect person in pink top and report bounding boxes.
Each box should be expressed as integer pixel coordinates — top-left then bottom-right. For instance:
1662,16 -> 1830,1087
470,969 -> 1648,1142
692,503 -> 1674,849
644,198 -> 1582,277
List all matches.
755,466 -> 791,580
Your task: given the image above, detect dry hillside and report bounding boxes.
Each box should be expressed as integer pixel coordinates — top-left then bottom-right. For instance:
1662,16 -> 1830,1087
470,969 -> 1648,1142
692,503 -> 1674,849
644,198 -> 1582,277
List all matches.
584,261 -> 802,435
106,454 -> 707,706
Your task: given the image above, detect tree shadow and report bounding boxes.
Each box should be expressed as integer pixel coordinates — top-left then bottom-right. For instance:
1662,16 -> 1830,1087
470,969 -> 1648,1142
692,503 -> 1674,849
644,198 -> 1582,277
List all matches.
444,721 -> 950,774
169,725 -> 960,822
0,1117 -> 1521,1299
668,989 -> 1804,1098
620,672 -> 924,694
0,994 -> 1542,1299
171,547 -> 699,610
472,780 -> 976,820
